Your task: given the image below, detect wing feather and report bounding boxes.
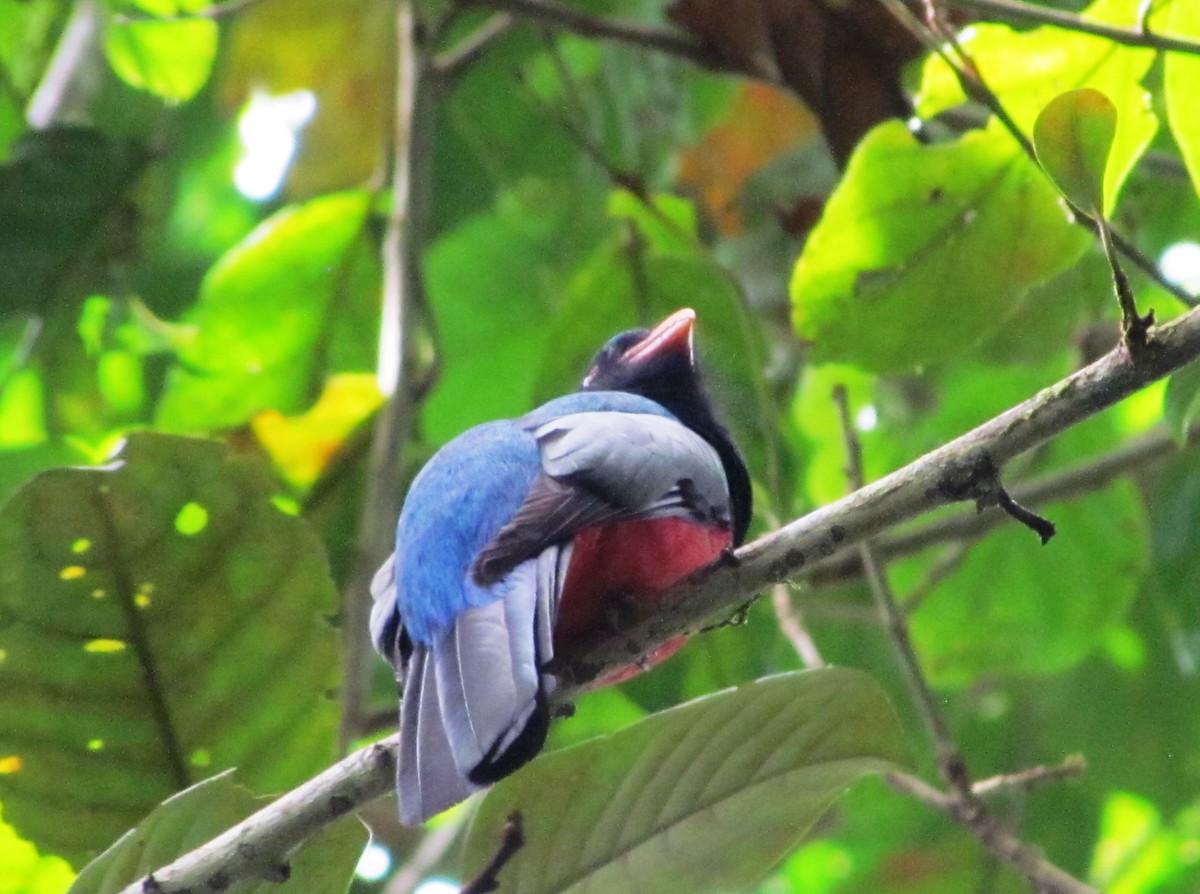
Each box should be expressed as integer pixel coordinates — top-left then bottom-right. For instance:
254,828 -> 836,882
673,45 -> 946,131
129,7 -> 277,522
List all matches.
473,411 -> 729,583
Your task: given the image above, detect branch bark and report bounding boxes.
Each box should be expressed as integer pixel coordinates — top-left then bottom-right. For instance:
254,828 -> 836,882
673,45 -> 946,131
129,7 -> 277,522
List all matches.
117,303 -> 1200,894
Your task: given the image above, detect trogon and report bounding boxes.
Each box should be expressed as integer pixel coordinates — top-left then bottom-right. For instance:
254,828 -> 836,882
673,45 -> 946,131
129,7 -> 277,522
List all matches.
370,308 -> 752,824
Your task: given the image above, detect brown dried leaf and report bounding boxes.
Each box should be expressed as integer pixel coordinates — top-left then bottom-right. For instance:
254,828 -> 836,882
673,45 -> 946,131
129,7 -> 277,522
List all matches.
667,0 -> 922,164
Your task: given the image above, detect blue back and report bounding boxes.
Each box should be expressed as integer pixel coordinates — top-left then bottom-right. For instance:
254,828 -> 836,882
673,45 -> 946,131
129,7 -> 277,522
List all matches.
394,391 -> 677,644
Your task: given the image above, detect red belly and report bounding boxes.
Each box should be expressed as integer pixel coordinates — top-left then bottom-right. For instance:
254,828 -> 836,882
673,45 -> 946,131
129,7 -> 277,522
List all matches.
554,516 -> 730,685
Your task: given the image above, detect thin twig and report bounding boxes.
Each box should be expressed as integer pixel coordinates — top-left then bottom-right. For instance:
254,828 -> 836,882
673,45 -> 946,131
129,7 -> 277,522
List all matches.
460,812 -> 526,894
833,385 -> 971,794
943,0 -> 1200,57
771,583 -> 825,668
384,813 -> 467,894
835,384 -> 1094,894
433,12 -> 517,84
972,755 -> 1088,798
888,773 -> 1097,894
900,541 -> 970,614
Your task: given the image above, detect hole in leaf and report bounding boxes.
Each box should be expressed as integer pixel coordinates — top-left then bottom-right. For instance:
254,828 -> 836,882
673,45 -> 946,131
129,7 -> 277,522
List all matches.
59,565 -> 86,581
84,639 -> 127,654
175,501 -> 208,535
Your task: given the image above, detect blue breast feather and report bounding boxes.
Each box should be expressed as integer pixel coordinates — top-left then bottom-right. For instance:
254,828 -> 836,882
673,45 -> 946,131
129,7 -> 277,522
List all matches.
393,391 -> 678,644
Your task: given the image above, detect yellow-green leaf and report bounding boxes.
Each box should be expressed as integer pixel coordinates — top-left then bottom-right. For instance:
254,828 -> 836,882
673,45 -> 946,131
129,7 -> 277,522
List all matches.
1034,88 -> 1117,216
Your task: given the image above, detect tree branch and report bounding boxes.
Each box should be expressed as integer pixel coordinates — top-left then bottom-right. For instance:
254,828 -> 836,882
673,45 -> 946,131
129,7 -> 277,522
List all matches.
803,422 -> 1196,588
942,0 -> 1200,57
116,304 -> 1200,893
887,773 -> 1097,894
555,302 -> 1200,688
119,743 -> 396,894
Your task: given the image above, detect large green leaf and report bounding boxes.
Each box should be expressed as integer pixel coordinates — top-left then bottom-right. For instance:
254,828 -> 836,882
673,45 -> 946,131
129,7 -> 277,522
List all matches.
461,668 -> 907,894
790,119 -> 1090,373
104,0 -> 218,104
0,434 -> 339,865
155,190 -> 376,432
915,0 -> 1156,213
68,772 -> 365,894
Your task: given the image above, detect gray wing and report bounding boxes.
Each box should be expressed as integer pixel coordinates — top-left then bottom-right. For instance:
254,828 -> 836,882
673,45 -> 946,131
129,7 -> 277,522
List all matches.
473,411 -> 730,584
394,544 -> 571,824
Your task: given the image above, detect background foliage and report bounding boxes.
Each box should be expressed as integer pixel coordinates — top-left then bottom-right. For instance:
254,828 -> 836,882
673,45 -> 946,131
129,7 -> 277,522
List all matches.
1,0 -> 1199,892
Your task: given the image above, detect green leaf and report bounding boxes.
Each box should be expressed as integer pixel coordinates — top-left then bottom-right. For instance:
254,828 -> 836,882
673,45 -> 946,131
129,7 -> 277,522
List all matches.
1163,361 -> 1200,445
1163,0 -> 1200,197
790,119 -> 1090,373
915,0 -> 1156,213
104,17 -> 217,103
155,190 -> 376,432
461,668 -> 907,894
0,434 -> 340,865
68,772 -> 366,894
1034,89 -> 1117,216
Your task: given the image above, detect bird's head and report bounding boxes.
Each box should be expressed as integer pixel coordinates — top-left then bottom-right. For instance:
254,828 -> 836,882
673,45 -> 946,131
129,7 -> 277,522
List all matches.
581,308 -> 752,544
581,307 -> 699,409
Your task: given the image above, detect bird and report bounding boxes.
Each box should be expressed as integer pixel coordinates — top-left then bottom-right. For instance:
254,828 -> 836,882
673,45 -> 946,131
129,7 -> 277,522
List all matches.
369,308 -> 752,824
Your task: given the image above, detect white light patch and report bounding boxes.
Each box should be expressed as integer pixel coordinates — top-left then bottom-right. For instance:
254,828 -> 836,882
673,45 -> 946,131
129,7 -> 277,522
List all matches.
354,841 -> 392,882
855,404 -> 879,432
233,89 -> 317,201
414,879 -> 461,894
1160,241 -> 1200,295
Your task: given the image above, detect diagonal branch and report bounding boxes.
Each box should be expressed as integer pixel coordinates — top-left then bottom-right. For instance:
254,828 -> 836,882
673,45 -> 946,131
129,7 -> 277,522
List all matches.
556,301 -> 1200,688
804,423 -> 1199,588
116,301 -> 1200,894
